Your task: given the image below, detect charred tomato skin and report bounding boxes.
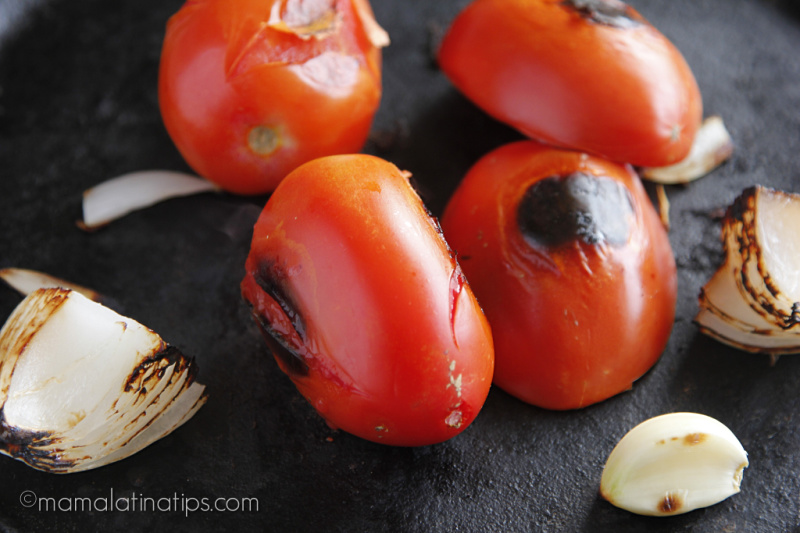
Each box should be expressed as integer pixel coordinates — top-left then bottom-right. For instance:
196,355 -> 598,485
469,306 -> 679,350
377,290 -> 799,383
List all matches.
159,0 -> 386,195
441,141 -> 677,410
438,0 -> 702,168
241,154 -> 494,446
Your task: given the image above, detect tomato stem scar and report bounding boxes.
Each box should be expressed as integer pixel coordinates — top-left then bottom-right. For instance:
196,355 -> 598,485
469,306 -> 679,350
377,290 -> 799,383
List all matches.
248,125 -> 282,156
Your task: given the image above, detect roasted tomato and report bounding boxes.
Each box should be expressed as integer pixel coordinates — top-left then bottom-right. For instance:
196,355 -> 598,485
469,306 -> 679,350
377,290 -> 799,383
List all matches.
159,0 -> 389,195
438,0 -> 702,168
441,141 -> 677,410
241,154 -> 494,445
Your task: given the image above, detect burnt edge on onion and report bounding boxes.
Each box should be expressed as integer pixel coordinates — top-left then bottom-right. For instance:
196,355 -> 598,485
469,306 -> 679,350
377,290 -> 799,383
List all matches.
253,259 -> 307,341
561,0 -> 642,29
727,186 -> 800,330
517,172 -> 635,249
125,343 -> 197,393
0,414 -> 78,471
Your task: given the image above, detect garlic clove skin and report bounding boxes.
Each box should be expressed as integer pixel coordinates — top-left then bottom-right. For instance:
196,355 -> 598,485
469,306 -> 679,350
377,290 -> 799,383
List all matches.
600,412 -> 748,517
0,287 -> 206,473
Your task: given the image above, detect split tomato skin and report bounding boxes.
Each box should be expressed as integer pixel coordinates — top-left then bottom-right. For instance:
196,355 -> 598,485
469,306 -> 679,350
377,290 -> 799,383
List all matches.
241,154 -> 494,446
441,141 -> 677,410
159,0 -> 387,195
438,0 -> 702,168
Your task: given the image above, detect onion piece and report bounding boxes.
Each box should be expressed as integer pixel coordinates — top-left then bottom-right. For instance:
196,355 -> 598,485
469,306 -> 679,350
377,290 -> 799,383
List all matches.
0,267 -> 104,301
695,186 -> 800,355
0,287 -> 207,473
80,170 -> 218,230
656,184 -> 670,230
641,116 -> 734,184
353,0 -> 391,47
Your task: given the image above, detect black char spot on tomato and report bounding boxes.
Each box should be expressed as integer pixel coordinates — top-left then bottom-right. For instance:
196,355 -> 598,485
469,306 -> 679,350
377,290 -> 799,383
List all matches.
517,172 -> 634,249
561,0 -> 641,29
253,258 -> 306,340
253,311 -> 310,377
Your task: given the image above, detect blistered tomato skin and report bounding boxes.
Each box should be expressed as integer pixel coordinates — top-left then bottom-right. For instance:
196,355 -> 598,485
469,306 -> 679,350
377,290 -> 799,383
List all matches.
159,0 -> 388,195
438,0 -> 702,168
241,155 -> 495,446
441,141 -> 677,410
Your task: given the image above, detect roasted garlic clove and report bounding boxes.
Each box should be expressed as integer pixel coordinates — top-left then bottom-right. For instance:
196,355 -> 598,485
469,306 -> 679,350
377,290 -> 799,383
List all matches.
600,412 -> 748,516
695,186 -> 800,354
0,288 -> 207,473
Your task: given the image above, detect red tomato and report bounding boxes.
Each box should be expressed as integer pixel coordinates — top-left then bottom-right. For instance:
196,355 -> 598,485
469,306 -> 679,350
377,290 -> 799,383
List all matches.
441,141 -> 677,410
241,154 -> 494,445
158,0 -> 389,195
438,0 -> 702,168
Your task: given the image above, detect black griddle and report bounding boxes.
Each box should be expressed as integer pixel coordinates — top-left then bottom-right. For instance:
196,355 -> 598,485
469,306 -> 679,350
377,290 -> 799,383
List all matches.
1,0 -> 800,531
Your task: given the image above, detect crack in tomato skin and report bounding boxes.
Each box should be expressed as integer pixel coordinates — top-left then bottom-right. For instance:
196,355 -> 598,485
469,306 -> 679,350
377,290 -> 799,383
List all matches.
159,0 -> 387,195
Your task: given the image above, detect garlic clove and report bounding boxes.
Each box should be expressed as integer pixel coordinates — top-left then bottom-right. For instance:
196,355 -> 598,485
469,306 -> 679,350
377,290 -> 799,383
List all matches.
695,186 -> 800,354
600,412 -> 748,517
641,116 -> 734,184
0,287 -> 207,473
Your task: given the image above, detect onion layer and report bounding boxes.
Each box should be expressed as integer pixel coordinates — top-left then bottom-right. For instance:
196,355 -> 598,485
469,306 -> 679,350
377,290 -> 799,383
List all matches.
642,116 -> 734,184
80,170 -> 217,230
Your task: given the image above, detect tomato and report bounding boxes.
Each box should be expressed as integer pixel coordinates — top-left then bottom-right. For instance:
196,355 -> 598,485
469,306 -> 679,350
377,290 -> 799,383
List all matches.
441,141 -> 676,410
158,0 -> 389,195
438,0 -> 702,168
241,154 -> 494,445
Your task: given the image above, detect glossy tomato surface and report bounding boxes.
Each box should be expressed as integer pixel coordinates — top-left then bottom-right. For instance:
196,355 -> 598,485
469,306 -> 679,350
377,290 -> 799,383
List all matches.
441,141 -> 677,410
241,154 -> 494,446
159,0 -> 388,195
438,0 -> 702,168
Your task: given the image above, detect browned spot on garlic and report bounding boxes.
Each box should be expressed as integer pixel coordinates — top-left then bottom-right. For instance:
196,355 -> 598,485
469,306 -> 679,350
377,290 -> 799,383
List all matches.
684,432 -> 707,445
658,493 -> 684,514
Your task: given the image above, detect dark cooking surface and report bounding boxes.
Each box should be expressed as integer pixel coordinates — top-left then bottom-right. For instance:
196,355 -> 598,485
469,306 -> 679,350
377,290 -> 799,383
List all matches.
1,0 -> 800,531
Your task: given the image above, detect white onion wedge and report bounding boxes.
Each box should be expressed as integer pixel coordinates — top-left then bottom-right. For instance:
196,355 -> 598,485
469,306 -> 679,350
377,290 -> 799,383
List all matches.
0,288 -> 206,473
601,413 -> 748,517
641,116 -> 734,184
695,186 -> 800,354
80,170 -> 218,230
